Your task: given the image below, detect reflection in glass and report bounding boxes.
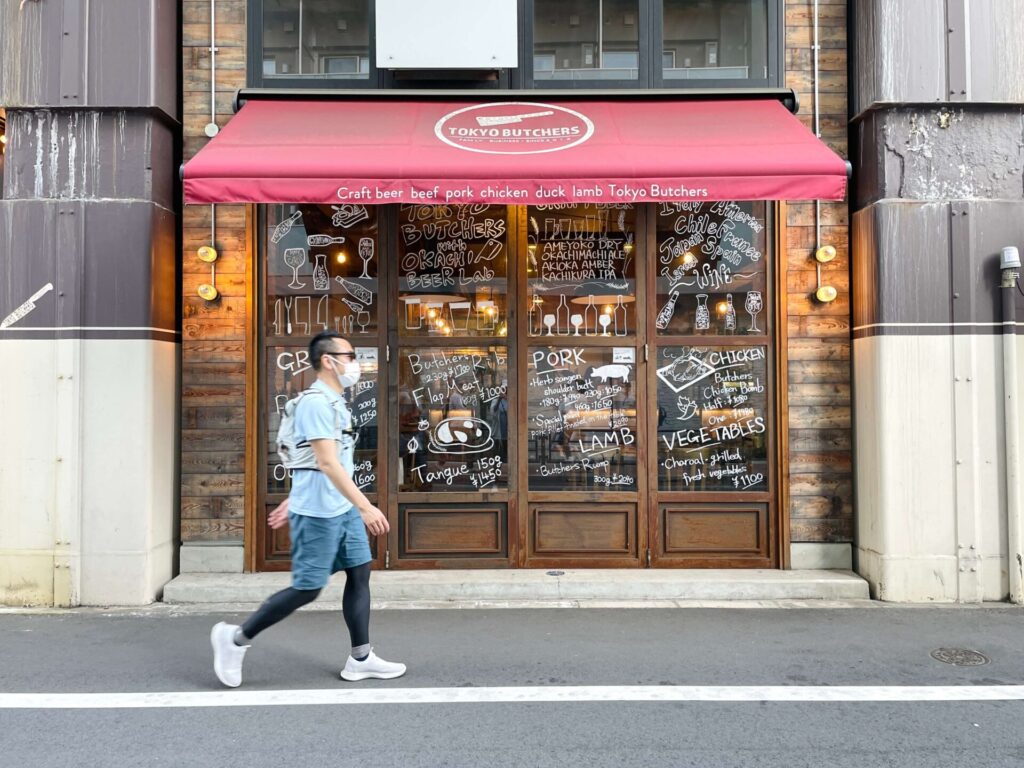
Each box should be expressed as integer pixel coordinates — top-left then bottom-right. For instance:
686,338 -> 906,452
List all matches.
661,0 -> 768,82
654,201 -> 769,336
656,345 -> 768,492
398,347 -> 509,492
262,0 -> 370,79
528,346 -> 637,491
533,0 -> 640,81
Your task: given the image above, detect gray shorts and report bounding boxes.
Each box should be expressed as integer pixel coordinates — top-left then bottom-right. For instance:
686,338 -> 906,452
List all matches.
289,511 -> 372,590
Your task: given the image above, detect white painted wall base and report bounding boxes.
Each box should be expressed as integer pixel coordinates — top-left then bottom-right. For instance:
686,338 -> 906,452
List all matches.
790,543 -> 852,570
180,544 -> 244,573
0,339 -> 177,606
854,334 -> 1009,603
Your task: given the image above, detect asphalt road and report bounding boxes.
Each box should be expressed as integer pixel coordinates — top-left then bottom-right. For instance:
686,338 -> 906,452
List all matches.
1,603 -> 1023,767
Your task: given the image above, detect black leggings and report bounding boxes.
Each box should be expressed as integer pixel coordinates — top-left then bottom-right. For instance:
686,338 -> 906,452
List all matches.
241,562 -> 371,648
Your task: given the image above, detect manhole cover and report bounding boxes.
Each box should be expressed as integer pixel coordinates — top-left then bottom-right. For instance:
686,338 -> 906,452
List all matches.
546,570 -> 565,577
930,648 -> 990,666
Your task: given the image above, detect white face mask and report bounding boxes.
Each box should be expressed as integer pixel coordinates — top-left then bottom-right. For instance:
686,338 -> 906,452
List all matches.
336,360 -> 361,388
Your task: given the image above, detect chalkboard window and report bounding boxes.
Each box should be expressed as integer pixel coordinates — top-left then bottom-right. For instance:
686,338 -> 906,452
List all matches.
526,204 -> 637,338
266,346 -> 379,496
398,205 -> 510,338
656,345 -> 768,492
266,204 -> 380,339
397,346 -> 509,492
654,201 -> 768,337
527,345 -> 638,491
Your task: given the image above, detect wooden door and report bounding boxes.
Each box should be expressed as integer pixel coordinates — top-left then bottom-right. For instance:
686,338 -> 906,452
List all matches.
256,204 -> 388,571
645,202 -> 779,567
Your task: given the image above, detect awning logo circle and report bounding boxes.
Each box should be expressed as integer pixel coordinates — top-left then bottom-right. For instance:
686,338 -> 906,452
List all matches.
434,102 -> 594,155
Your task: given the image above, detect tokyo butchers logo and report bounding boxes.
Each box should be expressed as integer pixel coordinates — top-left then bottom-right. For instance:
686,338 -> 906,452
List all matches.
434,102 -> 594,155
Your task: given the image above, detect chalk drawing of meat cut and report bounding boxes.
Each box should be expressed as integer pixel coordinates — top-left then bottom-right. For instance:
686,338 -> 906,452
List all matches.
589,364 -> 631,384
428,417 -> 494,455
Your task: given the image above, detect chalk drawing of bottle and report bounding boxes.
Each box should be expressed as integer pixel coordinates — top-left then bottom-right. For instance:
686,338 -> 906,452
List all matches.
613,295 -> 628,336
655,290 -> 679,330
584,295 -> 598,336
724,293 -> 737,331
555,294 -> 570,335
312,253 -> 330,291
695,294 -> 711,331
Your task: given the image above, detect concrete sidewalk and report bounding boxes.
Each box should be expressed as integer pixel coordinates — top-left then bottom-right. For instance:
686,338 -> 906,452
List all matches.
162,568 -> 871,607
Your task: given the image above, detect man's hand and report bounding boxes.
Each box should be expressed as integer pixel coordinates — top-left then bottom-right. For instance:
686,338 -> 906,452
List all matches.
268,499 -> 290,529
358,503 -> 390,536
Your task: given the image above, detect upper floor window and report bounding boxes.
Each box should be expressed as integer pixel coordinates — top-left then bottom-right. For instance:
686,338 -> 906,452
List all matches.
261,0 -> 371,80
533,0 -> 642,83
662,0 -> 769,82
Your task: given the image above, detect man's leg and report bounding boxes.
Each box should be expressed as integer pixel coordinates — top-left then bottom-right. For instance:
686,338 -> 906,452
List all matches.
342,563 -> 372,660
211,513 -> 339,687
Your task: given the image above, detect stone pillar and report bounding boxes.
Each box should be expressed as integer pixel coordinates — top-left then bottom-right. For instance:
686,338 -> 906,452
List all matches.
851,0 -> 1024,601
0,0 -> 179,605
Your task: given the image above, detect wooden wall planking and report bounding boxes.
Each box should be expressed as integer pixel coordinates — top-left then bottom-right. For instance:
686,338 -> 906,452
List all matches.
178,0 -> 855,551
181,0 -> 249,543
784,0 -> 852,543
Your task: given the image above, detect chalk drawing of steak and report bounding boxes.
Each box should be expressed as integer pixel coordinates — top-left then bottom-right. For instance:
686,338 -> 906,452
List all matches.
428,417 -> 495,455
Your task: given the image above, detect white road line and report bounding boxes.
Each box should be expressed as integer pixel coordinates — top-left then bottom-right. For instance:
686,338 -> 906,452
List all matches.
2,685 -> 1024,710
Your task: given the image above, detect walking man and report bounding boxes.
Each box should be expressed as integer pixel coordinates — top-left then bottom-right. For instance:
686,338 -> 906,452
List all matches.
211,331 -> 405,687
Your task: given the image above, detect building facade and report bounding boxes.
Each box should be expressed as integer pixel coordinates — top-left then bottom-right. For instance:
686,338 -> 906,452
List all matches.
1,0 -> 1021,605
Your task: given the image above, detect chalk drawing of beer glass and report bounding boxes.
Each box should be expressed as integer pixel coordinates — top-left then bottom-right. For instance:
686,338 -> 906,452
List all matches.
358,238 -> 374,279
745,291 -> 763,333
449,302 -> 472,332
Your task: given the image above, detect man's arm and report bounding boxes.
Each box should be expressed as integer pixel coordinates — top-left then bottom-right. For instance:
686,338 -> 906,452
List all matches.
310,439 -> 389,536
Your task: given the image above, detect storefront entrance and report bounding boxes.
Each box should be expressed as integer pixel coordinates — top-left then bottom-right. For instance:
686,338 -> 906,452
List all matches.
257,201 -> 778,570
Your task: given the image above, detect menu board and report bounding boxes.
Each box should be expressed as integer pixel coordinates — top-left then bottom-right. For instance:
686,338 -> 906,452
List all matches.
527,345 -> 637,490
526,204 -> 637,338
398,346 -> 508,492
266,347 -> 379,496
398,204 -> 509,337
655,202 -> 768,336
656,345 -> 769,492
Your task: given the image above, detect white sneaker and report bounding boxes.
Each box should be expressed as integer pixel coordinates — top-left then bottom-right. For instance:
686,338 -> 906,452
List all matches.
340,649 -> 407,681
211,622 -> 248,688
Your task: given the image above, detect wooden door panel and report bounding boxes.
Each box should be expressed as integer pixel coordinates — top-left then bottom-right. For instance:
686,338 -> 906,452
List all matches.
657,503 -> 770,566
399,503 -> 507,558
531,503 -> 635,556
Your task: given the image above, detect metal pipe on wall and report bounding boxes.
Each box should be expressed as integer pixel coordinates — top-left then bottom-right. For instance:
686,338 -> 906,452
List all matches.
812,0 -> 822,286
1001,250 -> 1023,603
209,0 -> 217,253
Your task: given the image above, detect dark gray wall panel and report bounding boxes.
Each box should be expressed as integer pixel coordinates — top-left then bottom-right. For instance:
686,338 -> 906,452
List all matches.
0,200 -> 176,339
967,1 -> 1024,102
853,202 -> 952,331
3,110 -> 175,210
852,0 -> 946,117
0,0 -> 177,118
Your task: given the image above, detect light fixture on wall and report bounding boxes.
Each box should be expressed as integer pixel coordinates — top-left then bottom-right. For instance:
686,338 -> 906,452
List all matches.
568,14 -> 580,27
197,245 -> 219,301
813,244 -> 837,303
336,18 -> 348,31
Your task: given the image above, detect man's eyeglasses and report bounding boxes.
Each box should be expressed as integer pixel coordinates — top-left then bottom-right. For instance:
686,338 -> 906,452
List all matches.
325,351 -> 356,361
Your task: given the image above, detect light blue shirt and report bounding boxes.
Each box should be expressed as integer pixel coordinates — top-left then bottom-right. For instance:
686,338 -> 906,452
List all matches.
289,379 -> 355,518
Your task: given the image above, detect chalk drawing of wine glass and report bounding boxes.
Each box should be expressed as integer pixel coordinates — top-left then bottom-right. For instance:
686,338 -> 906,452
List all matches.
543,313 -> 556,336
283,248 -> 307,290
358,238 -> 374,279
570,313 -> 584,336
745,291 -> 763,333
599,314 -> 612,337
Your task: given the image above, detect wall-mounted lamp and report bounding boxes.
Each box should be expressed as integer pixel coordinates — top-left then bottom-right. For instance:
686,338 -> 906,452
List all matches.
197,245 -> 219,301
813,244 -> 838,303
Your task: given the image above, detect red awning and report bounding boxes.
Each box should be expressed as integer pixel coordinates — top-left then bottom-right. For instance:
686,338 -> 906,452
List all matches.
183,97 -> 847,206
